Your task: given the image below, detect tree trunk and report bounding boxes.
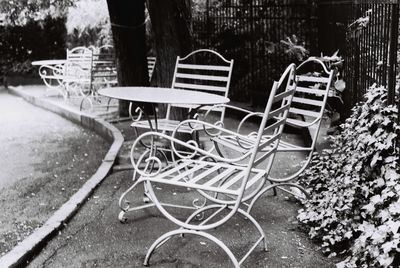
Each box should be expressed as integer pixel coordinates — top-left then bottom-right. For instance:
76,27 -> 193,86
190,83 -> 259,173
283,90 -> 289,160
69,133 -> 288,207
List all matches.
106,0 -> 149,117
147,0 -> 193,121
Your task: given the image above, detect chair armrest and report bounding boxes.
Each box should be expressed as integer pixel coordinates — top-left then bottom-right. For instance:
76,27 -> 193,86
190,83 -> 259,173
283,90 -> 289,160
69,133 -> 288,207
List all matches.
131,130 -> 253,177
203,104 -> 263,136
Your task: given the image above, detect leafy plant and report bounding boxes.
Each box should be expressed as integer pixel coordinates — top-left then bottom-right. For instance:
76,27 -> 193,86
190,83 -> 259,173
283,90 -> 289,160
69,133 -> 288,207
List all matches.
297,84 -> 400,267
65,0 -> 112,47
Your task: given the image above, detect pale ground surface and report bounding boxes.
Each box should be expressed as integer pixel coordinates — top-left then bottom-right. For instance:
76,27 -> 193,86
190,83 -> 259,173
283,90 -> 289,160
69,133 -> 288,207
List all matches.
0,87 -> 109,256
2,85 -> 339,267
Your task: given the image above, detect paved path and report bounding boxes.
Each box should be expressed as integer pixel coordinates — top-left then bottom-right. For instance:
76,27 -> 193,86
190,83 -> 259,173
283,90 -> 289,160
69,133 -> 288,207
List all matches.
0,87 -> 109,256
1,85 -> 339,267
0,89 -> 83,189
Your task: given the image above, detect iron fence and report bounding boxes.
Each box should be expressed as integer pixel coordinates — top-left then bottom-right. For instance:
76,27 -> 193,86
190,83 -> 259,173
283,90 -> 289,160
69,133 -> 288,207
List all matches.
193,0 -> 399,116
193,0 -> 318,106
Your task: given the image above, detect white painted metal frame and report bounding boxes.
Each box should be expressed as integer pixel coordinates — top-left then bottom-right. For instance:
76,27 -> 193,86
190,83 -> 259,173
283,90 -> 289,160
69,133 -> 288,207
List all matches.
35,60 -> 67,99
63,46 -> 93,98
130,49 -> 234,136
205,58 -> 333,207
246,57 -> 334,208
79,45 -> 118,111
120,64 -> 296,267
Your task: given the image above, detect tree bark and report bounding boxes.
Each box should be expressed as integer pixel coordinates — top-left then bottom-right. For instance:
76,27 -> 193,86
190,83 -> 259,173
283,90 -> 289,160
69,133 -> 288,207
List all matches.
147,0 -> 193,121
106,0 -> 149,116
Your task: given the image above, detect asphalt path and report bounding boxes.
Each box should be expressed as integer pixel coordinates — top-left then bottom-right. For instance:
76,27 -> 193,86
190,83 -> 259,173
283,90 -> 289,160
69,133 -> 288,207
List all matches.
0,89 -> 82,189
0,88 -> 109,256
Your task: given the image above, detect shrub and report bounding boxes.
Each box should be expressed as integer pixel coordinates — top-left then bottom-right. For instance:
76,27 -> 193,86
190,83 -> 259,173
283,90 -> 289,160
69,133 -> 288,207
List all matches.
65,0 -> 112,48
297,84 -> 400,267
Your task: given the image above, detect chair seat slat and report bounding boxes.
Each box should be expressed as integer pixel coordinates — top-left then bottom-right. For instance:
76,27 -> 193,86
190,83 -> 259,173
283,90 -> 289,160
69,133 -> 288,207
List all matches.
203,166 -> 237,187
170,162 -> 208,182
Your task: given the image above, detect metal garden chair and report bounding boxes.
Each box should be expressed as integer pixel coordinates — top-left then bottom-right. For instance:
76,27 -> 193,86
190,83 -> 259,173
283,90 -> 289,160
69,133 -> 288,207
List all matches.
63,46 -> 93,98
203,57 -> 333,207
130,49 -> 234,136
121,64 -> 296,267
79,45 -> 118,111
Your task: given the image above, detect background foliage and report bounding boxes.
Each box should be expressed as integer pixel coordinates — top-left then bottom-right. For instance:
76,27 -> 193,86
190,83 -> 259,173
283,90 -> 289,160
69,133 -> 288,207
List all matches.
65,0 -> 111,48
298,85 -> 400,268
0,17 -> 66,76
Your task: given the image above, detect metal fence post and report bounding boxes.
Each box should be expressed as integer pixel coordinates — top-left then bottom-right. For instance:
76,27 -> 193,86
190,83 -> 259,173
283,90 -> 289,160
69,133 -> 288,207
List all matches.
388,0 -> 399,106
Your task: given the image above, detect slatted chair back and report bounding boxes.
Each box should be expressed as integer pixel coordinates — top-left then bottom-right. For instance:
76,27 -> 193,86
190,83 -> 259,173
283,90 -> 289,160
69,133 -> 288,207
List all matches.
65,46 -> 93,81
90,45 -> 118,93
168,49 -> 234,122
238,63 -> 297,175
147,56 -> 156,80
287,57 -> 334,148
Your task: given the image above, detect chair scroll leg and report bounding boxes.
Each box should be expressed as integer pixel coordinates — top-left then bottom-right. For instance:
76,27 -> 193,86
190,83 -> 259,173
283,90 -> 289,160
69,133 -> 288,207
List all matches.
118,178 -> 143,223
143,229 -> 240,268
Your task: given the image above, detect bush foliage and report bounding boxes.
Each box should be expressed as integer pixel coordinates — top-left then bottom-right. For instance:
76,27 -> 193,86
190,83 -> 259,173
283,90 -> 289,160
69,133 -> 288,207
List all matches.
297,85 -> 400,267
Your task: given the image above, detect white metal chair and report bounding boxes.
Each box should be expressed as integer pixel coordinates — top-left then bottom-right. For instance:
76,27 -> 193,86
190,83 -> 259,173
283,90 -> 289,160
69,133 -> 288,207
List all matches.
147,56 -> 156,80
121,64 -> 296,267
63,46 -> 93,98
37,61 -> 67,99
206,57 -> 334,207
130,49 -> 234,135
79,45 -> 118,111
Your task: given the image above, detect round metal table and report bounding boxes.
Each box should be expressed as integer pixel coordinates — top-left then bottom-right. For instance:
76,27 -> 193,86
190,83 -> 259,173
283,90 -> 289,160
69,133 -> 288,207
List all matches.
98,86 -> 230,105
31,59 -> 66,66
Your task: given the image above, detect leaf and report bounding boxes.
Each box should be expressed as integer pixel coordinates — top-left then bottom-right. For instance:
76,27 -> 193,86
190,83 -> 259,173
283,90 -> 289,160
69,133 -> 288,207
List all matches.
386,220 -> 400,234
370,152 -> 381,167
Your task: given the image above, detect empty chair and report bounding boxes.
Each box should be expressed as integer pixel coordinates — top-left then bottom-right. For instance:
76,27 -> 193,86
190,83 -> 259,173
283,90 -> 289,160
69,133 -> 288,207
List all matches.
119,64 -> 296,267
63,46 -> 93,97
205,57 -> 333,209
130,49 -> 233,136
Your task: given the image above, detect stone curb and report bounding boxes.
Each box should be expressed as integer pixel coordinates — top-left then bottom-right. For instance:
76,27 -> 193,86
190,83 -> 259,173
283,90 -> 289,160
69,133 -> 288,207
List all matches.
0,87 -> 124,268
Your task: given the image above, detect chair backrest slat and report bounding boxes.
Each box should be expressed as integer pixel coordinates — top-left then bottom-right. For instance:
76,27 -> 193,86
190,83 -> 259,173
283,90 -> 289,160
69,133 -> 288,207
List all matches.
295,86 -> 326,96
177,63 -> 232,71
65,46 -> 93,82
173,82 -> 228,92
292,96 -> 324,107
169,49 -> 234,121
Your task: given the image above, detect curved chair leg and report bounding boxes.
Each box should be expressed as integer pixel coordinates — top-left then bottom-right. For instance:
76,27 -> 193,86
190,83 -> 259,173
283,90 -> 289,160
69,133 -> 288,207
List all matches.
118,177 -> 143,223
143,229 -> 240,268
247,182 -> 310,214
237,208 -> 268,251
184,204 -> 267,251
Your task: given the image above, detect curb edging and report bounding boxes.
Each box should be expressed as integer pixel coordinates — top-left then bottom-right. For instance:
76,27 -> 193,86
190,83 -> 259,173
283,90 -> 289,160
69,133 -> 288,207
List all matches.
0,87 -> 124,268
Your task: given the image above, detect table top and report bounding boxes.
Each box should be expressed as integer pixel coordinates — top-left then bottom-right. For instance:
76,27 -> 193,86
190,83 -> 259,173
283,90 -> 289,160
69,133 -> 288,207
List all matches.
98,87 -> 230,105
31,59 -> 66,66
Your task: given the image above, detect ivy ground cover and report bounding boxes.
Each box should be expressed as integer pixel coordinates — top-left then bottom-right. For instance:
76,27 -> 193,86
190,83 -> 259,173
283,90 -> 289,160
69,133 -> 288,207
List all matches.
297,85 -> 400,267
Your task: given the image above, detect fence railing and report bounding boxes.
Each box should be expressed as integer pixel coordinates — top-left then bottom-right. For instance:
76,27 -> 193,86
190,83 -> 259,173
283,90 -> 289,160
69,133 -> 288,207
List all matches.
193,0 -> 318,106
193,0 -> 399,115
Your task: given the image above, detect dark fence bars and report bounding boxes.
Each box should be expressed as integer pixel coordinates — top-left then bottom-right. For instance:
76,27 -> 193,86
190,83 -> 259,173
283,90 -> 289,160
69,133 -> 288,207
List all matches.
193,0 -> 399,115
193,0 -> 319,106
